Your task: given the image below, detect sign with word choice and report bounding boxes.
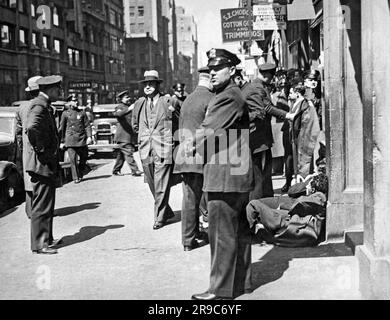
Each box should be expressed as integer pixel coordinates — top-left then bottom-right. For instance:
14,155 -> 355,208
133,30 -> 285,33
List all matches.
253,4 -> 287,30
221,8 -> 265,43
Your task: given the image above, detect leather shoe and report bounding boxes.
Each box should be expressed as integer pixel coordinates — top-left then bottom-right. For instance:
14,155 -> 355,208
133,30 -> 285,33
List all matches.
191,292 -> 229,300
153,222 -> 165,230
132,170 -> 143,177
49,239 -> 62,247
33,247 -> 58,255
113,172 -> 124,176
184,242 -> 200,252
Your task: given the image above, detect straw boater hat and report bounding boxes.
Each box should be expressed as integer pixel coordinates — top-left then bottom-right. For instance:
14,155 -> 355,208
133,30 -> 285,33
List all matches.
139,70 -> 163,84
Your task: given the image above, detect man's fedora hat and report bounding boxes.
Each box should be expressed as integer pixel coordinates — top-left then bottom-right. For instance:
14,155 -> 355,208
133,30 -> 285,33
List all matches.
117,90 -> 130,99
139,70 -> 163,83
207,48 -> 241,67
66,94 -> 77,102
259,63 -> 277,73
25,76 -> 43,92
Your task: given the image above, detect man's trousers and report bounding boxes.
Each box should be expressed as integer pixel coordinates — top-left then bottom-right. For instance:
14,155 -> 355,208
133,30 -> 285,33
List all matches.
113,143 -> 139,174
207,192 -> 252,298
143,160 -> 174,223
181,173 -> 203,246
250,150 -> 274,201
67,146 -> 89,181
29,173 -> 56,252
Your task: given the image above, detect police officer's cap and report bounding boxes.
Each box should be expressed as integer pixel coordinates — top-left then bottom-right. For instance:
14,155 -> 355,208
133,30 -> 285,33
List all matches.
66,94 -> 77,102
207,48 -> 241,68
173,83 -> 185,90
37,75 -> 63,87
259,63 -> 277,73
117,90 -> 130,99
198,66 -> 210,73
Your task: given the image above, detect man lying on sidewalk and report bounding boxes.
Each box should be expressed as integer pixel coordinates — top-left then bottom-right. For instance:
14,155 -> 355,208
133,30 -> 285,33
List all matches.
246,173 -> 328,248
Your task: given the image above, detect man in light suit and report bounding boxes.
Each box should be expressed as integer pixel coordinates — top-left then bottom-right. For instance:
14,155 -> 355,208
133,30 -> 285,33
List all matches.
25,75 -> 63,255
132,71 -> 178,230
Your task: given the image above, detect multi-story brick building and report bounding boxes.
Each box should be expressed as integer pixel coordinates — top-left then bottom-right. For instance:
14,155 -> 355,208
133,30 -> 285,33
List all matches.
176,6 -> 198,91
0,0 -> 126,106
123,0 -> 173,95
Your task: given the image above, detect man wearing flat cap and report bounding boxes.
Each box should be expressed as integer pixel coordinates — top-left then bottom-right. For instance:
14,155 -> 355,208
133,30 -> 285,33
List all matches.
174,66 -> 214,252
16,76 -> 43,219
132,70 -> 177,230
59,94 -> 93,184
25,75 -> 63,255
241,62 -> 295,201
190,49 -> 254,300
111,90 -> 142,177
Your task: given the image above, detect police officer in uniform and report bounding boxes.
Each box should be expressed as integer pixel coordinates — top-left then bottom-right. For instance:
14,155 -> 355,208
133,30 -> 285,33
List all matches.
16,76 -> 43,218
112,91 -> 142,177
190,49 -> 254,300
59,94 -> 92,183
241,63 -> 295,200
174,67 -> 214,251
25,75 -> 63,255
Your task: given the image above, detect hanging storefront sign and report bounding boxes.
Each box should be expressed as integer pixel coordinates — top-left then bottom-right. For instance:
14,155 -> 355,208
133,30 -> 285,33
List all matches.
253,4 -> 287,30
221,8 -> 265,43
287,0 -> 316,21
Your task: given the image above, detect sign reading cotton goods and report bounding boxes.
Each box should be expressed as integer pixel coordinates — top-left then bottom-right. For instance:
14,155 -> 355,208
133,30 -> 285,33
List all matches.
253,4 -> 287,30
221,8 -> 265,43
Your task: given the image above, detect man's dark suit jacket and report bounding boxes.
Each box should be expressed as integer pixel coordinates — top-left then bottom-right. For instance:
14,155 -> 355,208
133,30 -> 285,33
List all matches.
241,79 -> 288,154
174,86 -> 214,174
59,108 -> 92,147
25,94 -> 60,180
195,80 -> 254,193
113,103 -> 137,145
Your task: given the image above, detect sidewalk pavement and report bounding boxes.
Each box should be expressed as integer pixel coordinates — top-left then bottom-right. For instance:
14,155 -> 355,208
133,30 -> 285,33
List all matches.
0,157 -> 361,300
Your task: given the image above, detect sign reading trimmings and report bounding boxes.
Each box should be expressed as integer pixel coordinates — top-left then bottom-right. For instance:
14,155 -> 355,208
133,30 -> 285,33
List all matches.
253,4 -> 287,30
221,8 -> 265,43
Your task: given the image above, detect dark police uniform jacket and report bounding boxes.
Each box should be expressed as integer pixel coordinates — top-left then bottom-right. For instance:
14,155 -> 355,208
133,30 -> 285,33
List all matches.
241,79 -> 287,154
59,107 -> 92,147
113,103 -> 137,145
174,86 -> 214,174
25,93 -> 60,179
195,80 -> 254,193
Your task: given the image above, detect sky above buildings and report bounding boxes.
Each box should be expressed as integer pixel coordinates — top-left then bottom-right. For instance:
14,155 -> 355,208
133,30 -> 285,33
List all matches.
175,0 -> 240,67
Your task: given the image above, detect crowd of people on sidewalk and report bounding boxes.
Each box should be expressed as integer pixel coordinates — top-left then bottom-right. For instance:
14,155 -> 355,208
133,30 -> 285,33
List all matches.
15,47 -> 328,300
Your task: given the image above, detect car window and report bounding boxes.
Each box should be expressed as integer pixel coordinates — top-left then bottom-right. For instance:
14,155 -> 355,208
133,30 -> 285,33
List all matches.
93,112 -> 116,119
0,117 -> 15,136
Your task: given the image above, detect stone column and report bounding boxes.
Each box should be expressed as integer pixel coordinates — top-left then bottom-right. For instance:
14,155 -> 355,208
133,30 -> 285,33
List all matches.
356,0 -> 390,299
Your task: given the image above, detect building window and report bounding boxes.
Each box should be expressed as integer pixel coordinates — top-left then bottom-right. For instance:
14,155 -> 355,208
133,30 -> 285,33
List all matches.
18,0 -> 25,12
68,48 -> 81,67
31,3 -> 35,17
42,35 -> 48,49
138,6 -> 144,17
109,9 -> 116,25
91,54 -> 97,70
1,25 -> 10,46
138,22 -> 144,33
8,0 -> 17,8
129,6 -> 135,17
111,35 -> 118,51
53,7 -> 59,26
54,39 -> 61,54
31,32 -> 37,46
19,29 -> 26,44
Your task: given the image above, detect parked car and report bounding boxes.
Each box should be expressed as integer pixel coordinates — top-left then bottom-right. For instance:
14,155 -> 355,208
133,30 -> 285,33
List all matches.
89,104 -> 119,155
0,107 -> 25,213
